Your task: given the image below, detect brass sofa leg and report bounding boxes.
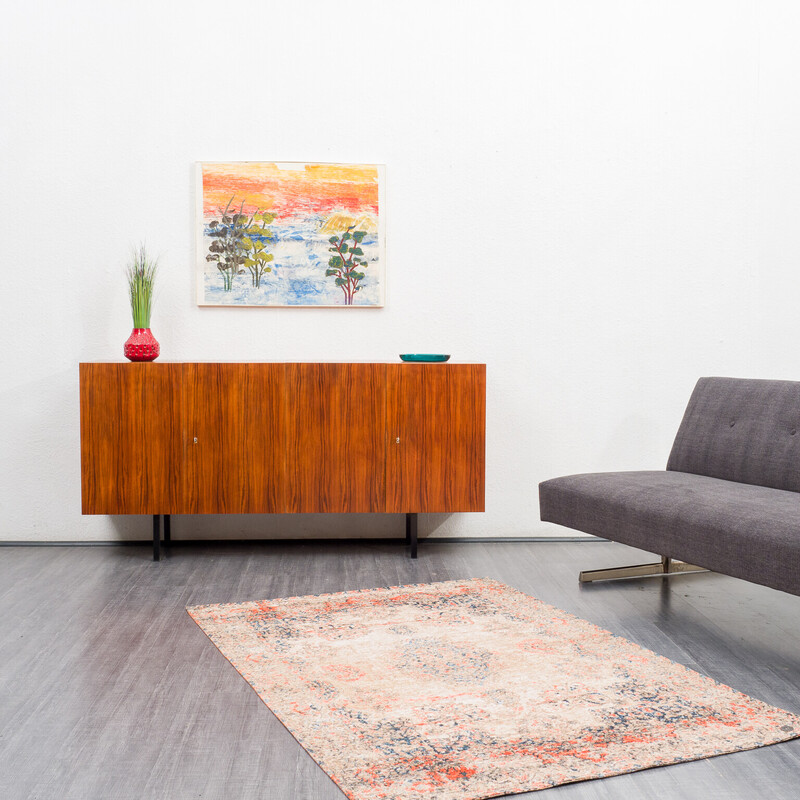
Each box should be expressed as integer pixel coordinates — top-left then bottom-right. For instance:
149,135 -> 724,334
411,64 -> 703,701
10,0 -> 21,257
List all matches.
579,556 -> 708,583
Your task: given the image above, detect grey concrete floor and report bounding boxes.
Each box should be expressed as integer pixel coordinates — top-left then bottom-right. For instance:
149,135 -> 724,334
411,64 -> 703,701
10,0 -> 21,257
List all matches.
2,539 -> 799,799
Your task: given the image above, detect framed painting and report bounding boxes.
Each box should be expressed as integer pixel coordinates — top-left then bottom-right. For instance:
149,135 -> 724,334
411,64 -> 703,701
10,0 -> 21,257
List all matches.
196,161 -> 385,307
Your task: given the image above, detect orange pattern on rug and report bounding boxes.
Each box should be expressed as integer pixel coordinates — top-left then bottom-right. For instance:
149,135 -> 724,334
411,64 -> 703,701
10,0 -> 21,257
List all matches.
187,579 -> 800,800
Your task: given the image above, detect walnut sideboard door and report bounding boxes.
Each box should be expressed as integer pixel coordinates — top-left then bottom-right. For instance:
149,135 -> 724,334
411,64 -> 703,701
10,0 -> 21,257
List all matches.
80,363 -> 182,515
285,363 -> 386,513
386,363 -> 486,513
181,363 -> 287,514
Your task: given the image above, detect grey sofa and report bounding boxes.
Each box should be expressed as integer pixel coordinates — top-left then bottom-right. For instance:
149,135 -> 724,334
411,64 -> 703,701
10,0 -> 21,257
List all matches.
539,377 -> 800,596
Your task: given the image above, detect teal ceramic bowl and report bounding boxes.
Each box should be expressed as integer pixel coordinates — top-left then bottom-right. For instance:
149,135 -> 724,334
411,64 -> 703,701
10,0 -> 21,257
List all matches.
399,354 -> 451,362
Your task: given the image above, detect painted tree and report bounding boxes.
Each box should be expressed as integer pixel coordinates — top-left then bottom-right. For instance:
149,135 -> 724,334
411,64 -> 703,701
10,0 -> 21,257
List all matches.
326,226 -> 369,305
242,211 -> 276,288
205,198 -> 249,291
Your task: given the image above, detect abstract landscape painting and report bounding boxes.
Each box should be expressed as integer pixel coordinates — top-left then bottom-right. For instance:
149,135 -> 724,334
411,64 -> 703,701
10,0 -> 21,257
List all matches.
196,161 -> 385,307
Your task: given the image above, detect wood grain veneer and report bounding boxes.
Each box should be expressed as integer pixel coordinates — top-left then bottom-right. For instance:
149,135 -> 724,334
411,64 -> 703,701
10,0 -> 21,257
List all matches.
182,363 -> 286,514
79,363 -> 181,514
286,363 -> 386,513
386,363 -> 486,513
80,362 -> 485,518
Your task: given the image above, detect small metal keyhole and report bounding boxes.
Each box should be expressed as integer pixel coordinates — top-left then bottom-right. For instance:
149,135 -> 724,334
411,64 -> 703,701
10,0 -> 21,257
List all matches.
396,437 -> 400,444
193,437 -> 198,444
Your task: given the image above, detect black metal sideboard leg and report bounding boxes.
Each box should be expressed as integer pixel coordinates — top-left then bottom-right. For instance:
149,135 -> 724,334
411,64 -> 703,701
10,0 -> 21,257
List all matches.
163,514 -> 171,544
152,515 -> 161,562
406,513 -> 418,559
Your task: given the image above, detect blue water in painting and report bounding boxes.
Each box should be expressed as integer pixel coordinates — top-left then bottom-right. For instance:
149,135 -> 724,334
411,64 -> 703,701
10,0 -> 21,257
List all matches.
201,217 -> 382,306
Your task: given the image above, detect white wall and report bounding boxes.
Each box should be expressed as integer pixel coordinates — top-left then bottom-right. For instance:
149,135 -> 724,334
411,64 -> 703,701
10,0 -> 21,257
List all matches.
3,0 -> 800,542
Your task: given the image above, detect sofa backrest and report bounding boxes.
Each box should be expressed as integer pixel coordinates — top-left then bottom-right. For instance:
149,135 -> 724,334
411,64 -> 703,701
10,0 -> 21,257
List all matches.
667,377 -> 800,492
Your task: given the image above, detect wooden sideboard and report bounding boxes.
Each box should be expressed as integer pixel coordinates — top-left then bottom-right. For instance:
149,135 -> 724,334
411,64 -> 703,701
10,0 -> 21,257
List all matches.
79,362 -> 486,559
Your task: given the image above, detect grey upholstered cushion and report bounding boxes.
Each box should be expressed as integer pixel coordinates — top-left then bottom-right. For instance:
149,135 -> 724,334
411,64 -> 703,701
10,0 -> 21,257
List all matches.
667,377 -> 800,492
539,470 -> 800,596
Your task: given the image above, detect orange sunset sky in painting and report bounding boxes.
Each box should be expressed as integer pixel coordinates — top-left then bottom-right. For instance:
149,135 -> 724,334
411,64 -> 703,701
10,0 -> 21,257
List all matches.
201,162 -> 380,221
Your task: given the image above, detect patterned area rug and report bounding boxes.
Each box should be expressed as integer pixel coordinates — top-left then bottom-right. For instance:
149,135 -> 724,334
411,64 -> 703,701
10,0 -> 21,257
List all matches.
187,579 -> 799,799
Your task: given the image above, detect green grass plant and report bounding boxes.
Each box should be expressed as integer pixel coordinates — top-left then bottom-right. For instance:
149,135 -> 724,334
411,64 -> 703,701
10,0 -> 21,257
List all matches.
126,245 -> 157,328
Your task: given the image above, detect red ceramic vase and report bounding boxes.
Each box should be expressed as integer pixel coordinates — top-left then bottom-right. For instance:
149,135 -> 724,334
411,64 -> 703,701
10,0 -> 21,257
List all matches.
124,328 -> 160,362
